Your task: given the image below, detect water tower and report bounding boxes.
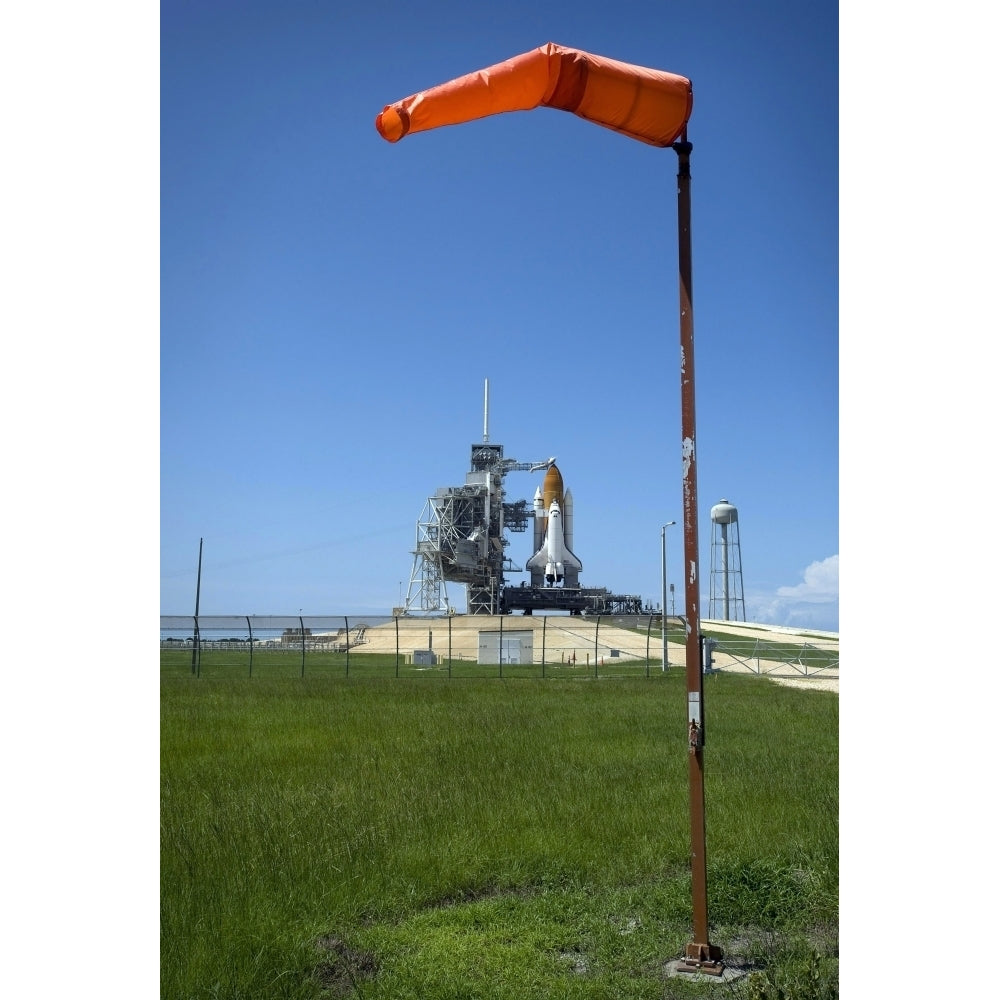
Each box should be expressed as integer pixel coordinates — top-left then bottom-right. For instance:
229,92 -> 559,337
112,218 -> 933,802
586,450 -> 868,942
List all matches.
709,499 -> 745,621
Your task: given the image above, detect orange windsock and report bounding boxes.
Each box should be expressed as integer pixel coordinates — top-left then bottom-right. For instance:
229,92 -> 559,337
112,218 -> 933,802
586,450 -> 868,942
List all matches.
375,42 -> 692,148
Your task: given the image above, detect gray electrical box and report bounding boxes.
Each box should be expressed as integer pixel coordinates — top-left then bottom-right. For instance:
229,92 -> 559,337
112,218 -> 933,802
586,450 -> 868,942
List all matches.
413,650 -> 437,665
702,637 -> 717,673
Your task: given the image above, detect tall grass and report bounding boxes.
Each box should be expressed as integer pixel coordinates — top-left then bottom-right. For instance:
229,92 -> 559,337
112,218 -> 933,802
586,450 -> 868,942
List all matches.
161,673 -> 837,998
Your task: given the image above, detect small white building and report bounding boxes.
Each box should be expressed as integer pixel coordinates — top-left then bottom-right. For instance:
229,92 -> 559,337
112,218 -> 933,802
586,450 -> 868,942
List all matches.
477,629 -> 534,665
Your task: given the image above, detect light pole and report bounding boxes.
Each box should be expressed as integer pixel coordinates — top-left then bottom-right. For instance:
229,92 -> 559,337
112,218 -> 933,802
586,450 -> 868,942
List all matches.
661,521 -> 676,670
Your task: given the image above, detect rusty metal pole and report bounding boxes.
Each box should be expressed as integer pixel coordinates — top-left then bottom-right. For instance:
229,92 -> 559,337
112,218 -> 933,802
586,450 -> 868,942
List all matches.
672,133 -> 723,976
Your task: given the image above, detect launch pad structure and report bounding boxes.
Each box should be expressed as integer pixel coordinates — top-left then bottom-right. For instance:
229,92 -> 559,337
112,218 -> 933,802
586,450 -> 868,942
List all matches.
402,439 -> 540,615
401,382 -> 644,617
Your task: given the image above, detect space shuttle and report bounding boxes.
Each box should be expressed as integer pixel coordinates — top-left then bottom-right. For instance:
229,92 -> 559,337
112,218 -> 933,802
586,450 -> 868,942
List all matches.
527,464 -> 582,587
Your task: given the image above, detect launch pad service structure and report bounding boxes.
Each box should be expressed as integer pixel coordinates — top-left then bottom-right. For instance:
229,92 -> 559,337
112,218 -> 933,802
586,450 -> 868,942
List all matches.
401,381 -> 643,617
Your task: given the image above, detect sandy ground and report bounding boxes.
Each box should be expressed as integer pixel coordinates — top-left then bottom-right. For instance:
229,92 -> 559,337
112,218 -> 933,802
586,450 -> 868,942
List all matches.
348,615 -> 838,694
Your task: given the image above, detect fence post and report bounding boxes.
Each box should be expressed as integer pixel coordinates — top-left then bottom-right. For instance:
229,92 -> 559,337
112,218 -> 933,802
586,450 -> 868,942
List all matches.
299,616 -> 306,678
194,615 -> 201,678
594,615 -> 600,678
646,615 -> 652,678
247,616 -> 253,678
448,613 -> 452,678
541,617 -> 547,677
395,615 -> 400,678
344,616 -> 350,677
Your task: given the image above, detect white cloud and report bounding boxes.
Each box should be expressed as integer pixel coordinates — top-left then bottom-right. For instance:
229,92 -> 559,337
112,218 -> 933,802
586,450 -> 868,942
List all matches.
776,555 -> 839,603
742,555 -> 839,632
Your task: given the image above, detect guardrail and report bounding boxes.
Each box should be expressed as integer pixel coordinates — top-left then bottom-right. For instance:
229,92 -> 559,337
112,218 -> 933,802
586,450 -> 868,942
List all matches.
705,636 -> 839,680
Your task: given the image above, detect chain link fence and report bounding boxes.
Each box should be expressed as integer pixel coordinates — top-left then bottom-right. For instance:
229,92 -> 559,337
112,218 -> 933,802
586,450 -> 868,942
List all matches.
161,615 -> 838,682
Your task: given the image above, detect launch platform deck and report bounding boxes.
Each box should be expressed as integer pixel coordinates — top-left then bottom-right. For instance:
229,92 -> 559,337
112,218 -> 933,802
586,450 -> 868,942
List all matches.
501,585 -> 644,616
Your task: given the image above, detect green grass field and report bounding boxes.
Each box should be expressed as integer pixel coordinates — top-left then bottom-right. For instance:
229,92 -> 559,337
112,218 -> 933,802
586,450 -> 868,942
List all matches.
160,645 -> 672,681
161,668 -> 838,998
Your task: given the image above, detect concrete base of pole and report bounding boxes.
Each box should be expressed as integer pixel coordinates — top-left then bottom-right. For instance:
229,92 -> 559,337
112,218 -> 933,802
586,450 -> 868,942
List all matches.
674,941 -> 724,977
675,959 -> 725,977
665,957 -> 733,980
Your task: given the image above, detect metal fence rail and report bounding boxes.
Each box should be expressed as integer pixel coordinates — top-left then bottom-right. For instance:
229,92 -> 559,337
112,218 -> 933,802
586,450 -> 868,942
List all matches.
706,637 -> 839,680
161,615 -> 838,682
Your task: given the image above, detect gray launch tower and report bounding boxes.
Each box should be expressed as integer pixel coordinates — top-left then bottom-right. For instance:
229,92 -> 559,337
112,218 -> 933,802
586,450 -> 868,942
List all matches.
401,382 -> 550,615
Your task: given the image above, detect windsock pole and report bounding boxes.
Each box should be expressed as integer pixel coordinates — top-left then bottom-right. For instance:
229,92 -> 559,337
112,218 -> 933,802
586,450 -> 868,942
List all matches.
673,133 -> 723,976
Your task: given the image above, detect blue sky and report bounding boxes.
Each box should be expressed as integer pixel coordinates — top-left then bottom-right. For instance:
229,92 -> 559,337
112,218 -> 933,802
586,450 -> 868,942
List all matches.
159,0 -> 839,630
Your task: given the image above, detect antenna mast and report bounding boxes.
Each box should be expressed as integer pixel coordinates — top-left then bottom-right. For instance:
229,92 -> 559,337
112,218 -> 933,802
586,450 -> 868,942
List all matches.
483,377 -> 489,443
